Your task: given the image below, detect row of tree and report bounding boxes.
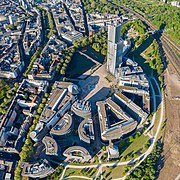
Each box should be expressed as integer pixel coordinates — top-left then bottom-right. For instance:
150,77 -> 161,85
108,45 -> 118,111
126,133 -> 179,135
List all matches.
23,47 -> 42,77
14,93 -> 49,180
56,47 -> 75,75
0,82 -> 19,115
24,7 -> 57,77
126,139 -> 163,180
148,39 -> 164,88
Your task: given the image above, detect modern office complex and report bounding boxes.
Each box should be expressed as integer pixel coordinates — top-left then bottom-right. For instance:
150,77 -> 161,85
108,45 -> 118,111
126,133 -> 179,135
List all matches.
102,24 -> 150,141
96,97 -> 138,141
30,82 -> 79,142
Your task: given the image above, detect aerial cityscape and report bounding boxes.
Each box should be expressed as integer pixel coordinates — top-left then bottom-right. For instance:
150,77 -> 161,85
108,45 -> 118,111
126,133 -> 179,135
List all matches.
0,0 -> 179,179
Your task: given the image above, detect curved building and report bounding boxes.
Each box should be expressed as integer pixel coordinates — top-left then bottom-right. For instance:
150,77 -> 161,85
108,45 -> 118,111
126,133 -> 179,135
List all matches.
68,84 -> 79,95
50,113 -> 73,136
71,100 -> 91,118
42,136 -> 58,156
78,119 -> 94,144
21,159 -> 54,178
63,146 -> 91,162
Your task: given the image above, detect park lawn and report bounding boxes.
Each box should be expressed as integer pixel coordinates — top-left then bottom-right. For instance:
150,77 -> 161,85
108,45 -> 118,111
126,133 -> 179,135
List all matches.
151,104 -> 162,136
67,178 -> 87,180
120,135 -> 150,160
102,165 -> 126,179
64,167 -> 97,178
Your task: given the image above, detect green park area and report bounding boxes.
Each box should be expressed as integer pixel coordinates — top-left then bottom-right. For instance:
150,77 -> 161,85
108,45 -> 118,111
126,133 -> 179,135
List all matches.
151,104 -> 162,136
66,178 -> 87,180
119,133 -> 150,161
102,165 -> 126,179
64,167 -> 97,179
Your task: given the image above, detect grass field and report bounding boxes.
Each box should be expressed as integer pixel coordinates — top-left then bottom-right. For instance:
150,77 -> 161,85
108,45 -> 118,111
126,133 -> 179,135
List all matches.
67,178 -> 87,180
102,165 -> 126,179
120,135 -> 150,160
151,104 -> 162,136
64,167 -> 97,178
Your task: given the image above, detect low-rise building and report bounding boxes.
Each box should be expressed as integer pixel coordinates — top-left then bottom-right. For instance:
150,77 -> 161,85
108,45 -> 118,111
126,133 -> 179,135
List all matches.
107,142 -> 119,160
0,43 -> 24,78
171,1 -> 180,7
0,79 -> 48,152
114,92 -> 148,124
78,118 -> 94,144
116,59 -> 149,91
28,36 -> 67,80
42,136 -> 59,156
63,146 -> 91,162
61,28 -> 83,43
50,113 -> 73,137
21,159 -> 54,178
72,100 -> 91,118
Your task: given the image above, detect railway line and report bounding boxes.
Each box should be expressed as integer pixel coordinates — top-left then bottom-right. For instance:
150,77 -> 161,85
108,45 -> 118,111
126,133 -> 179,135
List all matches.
110,2 -> 180,75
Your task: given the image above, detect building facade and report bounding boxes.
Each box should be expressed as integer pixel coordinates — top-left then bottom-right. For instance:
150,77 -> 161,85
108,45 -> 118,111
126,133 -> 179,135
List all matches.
107,21 -> 123,75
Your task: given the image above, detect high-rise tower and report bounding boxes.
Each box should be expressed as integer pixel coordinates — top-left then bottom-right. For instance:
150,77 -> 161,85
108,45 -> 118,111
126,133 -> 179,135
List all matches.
107,21 -> 123,75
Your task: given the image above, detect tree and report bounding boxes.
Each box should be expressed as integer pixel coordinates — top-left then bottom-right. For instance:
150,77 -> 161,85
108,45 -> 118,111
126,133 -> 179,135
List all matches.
102,146 -> 106,151
60,69 -> 65,74
101,48 -> 107,56
6,93 -> 12,99
92,43 -> 100,52
37,108 -> 43,114
44,93 -> 49,98
42,98 -> 47,103
23,95 -> 28,100
133,168 -> 142,178
121,156 -> 126,161
4,98 -> 8,103
135,132 -> 141,138
91,1 -> 96,8
39,103 -> 45,109
128,136 -> 134,142
2,109 -> 6,114
14,21 -> 20,27
14,82 -> 19,88
63,77 -> 67,82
